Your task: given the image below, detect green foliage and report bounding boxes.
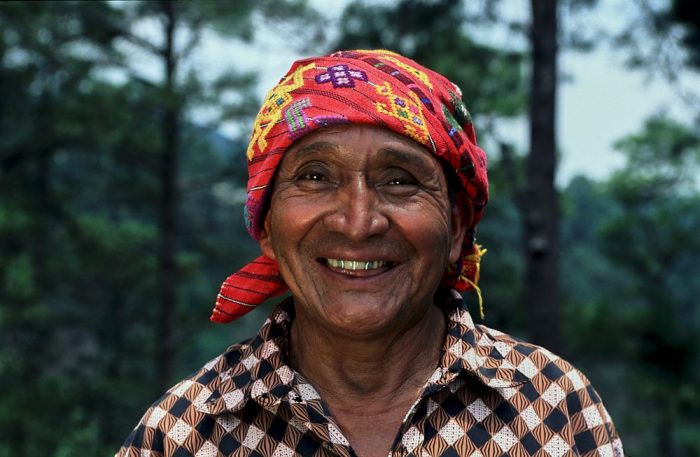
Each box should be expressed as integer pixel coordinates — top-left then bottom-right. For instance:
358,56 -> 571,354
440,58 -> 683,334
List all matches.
0,0 -> 317,454
559,115 -> 700,456
476,145 -> 527,332
670,0 -> 700,68
611,115 -> 700,196
597,116 -> 700,455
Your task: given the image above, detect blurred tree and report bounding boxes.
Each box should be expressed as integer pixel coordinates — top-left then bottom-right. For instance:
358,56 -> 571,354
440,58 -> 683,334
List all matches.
525,0 -> 562,351
0,0 -> 321,454
525,0 -> 600,353
613,0 -> 700,113
0,3 -> 135,455
669,0 -> 700,68
557,115 -> 700,457
477,143 -> 527,331
600,116 -> 700,456
111,0 -> 319,391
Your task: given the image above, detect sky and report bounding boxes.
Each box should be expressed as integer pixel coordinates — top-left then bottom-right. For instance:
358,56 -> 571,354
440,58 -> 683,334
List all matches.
164,0 -> 700,186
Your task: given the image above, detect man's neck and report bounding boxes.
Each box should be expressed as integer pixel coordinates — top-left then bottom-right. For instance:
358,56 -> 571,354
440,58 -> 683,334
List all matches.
289,304 -> 447,411
288,303 -> 447,457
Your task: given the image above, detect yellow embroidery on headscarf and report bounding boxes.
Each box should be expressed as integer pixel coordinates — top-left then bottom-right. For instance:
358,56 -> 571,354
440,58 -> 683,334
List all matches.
374,81 -> 430,145
247,63 -> 315,160
355,49 -> 434,90
458,245 -> 487,319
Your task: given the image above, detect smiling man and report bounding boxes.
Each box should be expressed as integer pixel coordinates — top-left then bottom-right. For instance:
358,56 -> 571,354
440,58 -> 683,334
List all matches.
117,50 -> 624,457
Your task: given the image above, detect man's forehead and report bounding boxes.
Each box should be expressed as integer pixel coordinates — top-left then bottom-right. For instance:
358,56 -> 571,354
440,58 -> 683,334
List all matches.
285,124 -> 434,164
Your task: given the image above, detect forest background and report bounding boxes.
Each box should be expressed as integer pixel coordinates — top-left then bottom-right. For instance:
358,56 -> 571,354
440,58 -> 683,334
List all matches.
1,0 -> 699,456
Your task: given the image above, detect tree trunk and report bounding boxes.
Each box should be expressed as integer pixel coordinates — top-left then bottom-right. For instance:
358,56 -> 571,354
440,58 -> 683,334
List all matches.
525,0 -> 562,352
658,402 -> 678,457
156,0 -> 179,391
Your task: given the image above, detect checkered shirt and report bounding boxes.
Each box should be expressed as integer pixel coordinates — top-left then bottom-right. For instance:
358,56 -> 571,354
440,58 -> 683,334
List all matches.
116,298 -> 624,457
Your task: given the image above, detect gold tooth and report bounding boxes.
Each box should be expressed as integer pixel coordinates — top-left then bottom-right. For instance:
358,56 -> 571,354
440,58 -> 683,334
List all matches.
327,259 -> 386,270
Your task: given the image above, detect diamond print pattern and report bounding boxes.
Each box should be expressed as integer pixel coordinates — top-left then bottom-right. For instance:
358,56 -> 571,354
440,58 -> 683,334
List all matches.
439,419 -> 465,445
222,389 -> 244,409
195,442 -> 217,457
242,425 -> 265,449
166,419 -> 192,446
403,426 -> 423,452
116,298 -> 624,457
582,404 -> 604,429
467,398 -> 491,422
251,379 -> 269,398
216,414 -> 240,433
271,443 -> 294,457
496,386 -> 517,400
328,423 -> 349,445
521,405 -> 542,431
598,443 -> 614,457
517,357 -> 539,378
426,398 -> 440,416
566,369 -> 586,390
241,354 -> 259,370
296,382 -> 320,401
543,435 -> 570,457
494,341 -> 512,357
172,380 -> 194,397
542,383 -> 566,407
492,426 -> 517,451
146,406 -> 167,428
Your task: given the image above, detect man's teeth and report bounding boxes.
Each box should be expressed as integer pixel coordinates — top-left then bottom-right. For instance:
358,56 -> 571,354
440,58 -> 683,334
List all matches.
326,259 -> 387,271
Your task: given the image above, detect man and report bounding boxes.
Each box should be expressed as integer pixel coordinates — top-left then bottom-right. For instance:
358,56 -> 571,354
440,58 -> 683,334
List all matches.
117,50 -> 623,457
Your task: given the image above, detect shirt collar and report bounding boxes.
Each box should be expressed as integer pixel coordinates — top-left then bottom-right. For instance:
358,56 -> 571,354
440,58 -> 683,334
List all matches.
196,294 -> 533,415
429,292 -> 533,390
195,299 -> 296,415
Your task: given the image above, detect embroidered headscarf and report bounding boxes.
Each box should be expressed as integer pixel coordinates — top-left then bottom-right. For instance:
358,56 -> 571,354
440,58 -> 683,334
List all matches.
211,49 -> 488,323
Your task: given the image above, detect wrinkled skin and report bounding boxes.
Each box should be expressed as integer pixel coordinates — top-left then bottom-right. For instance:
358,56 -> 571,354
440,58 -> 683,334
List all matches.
259,124 -> 467,339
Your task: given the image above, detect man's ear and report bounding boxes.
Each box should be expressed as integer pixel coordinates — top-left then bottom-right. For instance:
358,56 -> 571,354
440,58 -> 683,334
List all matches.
258,210 -> 276,261
448,198 -> 471,264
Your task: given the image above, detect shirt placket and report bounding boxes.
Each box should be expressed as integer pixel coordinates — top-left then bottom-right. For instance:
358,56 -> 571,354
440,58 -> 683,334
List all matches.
284,388 -> 357,457
387,367 -> 461,457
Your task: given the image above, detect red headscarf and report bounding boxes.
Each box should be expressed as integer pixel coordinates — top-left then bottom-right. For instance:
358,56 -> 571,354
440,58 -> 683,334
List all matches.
211,49 -> 488,323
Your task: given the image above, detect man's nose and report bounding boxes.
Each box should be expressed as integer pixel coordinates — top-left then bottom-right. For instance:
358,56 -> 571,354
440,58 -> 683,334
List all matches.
322,180 -> 389,241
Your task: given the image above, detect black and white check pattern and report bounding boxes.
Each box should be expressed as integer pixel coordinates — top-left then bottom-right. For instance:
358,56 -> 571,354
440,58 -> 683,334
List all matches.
116,297 -> 623,457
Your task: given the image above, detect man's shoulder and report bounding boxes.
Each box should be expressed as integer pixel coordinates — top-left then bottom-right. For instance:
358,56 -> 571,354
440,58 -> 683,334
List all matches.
457,323 -> 624,456
472,322 -> 595,394
153,335 -> 259,408
115,337 -> 256,456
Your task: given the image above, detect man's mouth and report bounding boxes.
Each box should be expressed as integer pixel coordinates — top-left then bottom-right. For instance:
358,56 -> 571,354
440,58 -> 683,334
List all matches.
323,258 -> 392,272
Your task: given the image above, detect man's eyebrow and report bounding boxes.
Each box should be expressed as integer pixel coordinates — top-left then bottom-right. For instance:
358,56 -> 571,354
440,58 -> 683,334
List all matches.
289,141 -> 431,167
289,141 -> 342,157
379,146 -> 432,168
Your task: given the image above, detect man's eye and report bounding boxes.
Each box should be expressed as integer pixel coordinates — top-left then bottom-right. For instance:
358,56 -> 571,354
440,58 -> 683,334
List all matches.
386,171 -> 417,186
382,173 -> 420,196
388,177 -> 413,185
299,172 -> 325,181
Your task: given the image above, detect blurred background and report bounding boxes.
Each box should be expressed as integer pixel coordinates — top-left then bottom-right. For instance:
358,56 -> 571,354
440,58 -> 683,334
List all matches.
1,0 -> 699,455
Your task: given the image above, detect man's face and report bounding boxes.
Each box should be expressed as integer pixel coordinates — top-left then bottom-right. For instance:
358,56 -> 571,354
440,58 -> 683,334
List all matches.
259,124 -> 467,337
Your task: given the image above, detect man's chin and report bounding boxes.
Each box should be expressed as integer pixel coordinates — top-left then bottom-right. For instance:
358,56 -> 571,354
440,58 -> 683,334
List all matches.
310,297 -> 421,338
